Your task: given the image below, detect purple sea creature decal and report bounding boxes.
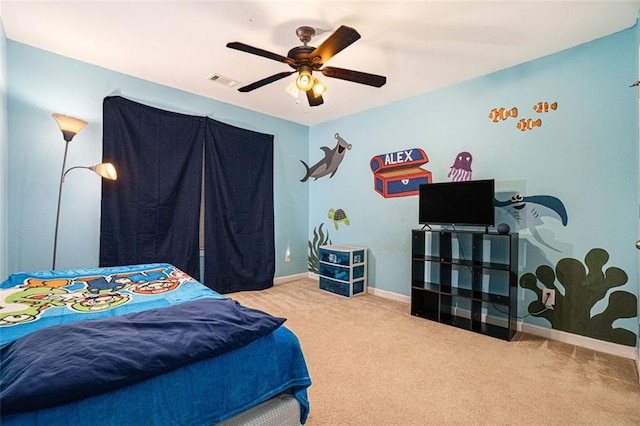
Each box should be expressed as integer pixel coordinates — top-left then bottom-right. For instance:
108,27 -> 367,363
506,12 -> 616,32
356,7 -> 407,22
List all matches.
447,151 -> 472,182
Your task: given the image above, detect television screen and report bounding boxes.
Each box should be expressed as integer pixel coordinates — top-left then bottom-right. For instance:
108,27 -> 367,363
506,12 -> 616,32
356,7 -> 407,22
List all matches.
418,179 -> 495,226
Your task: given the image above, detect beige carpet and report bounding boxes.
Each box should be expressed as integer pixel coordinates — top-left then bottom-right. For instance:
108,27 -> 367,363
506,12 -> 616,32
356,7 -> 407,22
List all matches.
229,279 -> 640,425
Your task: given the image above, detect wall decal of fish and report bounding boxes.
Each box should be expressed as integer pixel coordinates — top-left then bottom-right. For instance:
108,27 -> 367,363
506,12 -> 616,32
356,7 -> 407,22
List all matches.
495,193 -> 568,252
300,133 -> 352,182
533,101 -> 558,113
516,118 -> 542,131
488,107 -> 518,122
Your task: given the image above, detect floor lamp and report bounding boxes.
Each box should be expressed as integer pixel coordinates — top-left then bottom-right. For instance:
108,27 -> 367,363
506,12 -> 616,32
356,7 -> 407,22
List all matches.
52,113 -> 118,269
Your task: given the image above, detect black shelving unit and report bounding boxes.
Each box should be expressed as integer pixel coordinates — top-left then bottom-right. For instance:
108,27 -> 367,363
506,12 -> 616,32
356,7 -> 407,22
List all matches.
411,229 -> 518,341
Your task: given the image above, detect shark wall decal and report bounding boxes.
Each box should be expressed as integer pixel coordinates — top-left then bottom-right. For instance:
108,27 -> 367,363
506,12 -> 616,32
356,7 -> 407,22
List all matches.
300,133 -> 352,182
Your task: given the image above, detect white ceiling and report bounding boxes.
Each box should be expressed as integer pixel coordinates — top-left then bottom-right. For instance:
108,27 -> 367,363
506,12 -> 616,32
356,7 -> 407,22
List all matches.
1,1 -> 639,126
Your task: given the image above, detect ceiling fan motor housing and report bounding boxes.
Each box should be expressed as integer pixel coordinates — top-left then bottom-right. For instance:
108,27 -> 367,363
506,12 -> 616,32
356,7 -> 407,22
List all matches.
287,46 -> 316,69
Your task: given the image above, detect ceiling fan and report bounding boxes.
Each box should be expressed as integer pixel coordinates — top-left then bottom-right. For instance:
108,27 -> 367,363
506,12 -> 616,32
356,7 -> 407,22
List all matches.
226,25 -> 387,107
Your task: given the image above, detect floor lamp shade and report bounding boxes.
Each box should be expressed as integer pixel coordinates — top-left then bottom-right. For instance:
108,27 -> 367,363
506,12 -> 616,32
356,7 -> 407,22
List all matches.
52,113 -> 88,142
92,163 -> 118,180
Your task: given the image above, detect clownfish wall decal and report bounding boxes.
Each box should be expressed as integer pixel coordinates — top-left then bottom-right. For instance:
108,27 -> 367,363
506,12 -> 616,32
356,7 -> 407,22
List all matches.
533,101 -> 558,113
516,118 -> 542,131
488,107 -> 518,122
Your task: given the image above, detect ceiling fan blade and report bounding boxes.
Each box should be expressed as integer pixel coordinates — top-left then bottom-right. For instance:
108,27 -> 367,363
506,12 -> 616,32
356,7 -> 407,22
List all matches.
309,25 -> 361,65
238,71 -> 295,92
306,89 -> 324,107
321,66 -> 387,87
227,42 -> 294,65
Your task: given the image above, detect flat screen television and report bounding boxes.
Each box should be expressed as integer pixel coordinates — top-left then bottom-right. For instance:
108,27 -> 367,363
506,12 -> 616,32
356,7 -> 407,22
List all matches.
418,179 -> 495,227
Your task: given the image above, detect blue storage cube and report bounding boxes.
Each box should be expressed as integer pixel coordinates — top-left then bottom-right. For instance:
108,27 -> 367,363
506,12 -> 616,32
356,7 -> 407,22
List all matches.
319,276 -> 351,297
319,263 -> 350,281
320,249 -> 351,266
318,245 -> 368,297
353,265 -> 365,279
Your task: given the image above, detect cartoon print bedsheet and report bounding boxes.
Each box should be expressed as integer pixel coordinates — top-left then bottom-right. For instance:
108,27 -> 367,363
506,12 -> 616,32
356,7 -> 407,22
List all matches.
0,263 -> 222,343
0,263 -> 311,425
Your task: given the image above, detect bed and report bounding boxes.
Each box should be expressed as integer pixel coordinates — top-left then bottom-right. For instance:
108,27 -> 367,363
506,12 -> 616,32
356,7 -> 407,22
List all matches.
0,263 -> 311,425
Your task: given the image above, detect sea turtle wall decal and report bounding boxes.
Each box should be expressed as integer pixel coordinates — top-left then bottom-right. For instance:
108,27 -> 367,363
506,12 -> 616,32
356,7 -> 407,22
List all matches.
328,208 -> 350,230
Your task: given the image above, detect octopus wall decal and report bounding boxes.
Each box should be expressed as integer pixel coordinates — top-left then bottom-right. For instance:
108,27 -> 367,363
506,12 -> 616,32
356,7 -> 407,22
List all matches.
447,151 -> 473,181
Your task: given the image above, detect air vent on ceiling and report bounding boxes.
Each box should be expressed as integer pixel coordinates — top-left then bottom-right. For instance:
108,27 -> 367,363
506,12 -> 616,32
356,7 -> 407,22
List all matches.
208,73 -> 240,88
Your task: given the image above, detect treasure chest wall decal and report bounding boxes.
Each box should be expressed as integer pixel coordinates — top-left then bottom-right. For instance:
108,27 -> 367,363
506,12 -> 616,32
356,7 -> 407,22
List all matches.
370,148 -> 432,198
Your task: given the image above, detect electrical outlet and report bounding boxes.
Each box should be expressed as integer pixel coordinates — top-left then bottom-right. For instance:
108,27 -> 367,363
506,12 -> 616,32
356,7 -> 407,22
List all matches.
542,288 -> 555,306
284,251 -> 291,263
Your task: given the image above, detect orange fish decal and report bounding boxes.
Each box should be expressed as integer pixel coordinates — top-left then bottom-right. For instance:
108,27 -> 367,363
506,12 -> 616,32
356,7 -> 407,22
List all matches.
488,107 -> 518,122
516,118 -> 542,131
533,101 -> 557,113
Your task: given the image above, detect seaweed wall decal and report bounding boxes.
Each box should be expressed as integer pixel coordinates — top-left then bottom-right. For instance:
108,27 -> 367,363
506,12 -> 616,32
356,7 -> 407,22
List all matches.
308,223 -> 332,273
520,248 -> 638,346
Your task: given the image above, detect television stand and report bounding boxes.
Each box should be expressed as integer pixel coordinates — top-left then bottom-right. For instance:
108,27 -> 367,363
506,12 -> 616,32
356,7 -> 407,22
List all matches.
427,224 -> 491,234
410,228 -> 518,341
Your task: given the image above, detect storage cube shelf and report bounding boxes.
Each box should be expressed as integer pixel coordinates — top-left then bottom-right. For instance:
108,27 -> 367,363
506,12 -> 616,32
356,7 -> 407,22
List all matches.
411,229 -> 518,341
319,245 -> 367,297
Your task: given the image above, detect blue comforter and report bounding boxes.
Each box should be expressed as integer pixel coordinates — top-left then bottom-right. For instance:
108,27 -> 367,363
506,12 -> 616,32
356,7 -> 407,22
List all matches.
1,298 -> 285,415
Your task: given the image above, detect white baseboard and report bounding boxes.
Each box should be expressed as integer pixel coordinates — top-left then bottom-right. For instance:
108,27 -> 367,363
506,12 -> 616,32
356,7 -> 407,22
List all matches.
371,284 -> 636,360
274,273 -> 310,285
518,322 -> 637,360
367,286 -> 411,304
287,273 -> 638,363
307,272 -> 413,303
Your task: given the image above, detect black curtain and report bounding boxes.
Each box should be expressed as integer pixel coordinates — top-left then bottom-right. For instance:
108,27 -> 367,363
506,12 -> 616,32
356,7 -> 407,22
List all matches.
100,96 -> 204,279
100,96 -> 275,292
203,118 -> 275,293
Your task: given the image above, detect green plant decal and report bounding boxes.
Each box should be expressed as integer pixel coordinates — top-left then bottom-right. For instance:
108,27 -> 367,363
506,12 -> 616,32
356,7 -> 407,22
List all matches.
308,223 -> 332,273
520,248 -> 637,346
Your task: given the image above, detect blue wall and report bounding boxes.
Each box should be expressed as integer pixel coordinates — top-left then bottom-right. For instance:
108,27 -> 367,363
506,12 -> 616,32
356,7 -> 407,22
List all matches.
6,42 -> 309,276
0,17 -> 8,280
309,27 -> 639,335
636,16 -> 640,361
5,25 -> 639,344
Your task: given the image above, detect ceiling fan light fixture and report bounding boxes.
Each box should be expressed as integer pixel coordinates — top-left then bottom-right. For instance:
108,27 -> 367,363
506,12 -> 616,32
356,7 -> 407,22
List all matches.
285,79 -> 300,98
312,78 -> 326,98
296,67 -> 314,91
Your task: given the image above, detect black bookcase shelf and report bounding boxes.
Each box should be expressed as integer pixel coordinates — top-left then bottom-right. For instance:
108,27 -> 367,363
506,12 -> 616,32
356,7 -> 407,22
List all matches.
411,229 -> 519,341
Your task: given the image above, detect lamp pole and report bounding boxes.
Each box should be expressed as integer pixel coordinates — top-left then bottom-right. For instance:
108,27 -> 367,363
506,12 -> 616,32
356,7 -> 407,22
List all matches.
52,140 -> 71,269
51,162 -> 117,269
50,114 -> 115,269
